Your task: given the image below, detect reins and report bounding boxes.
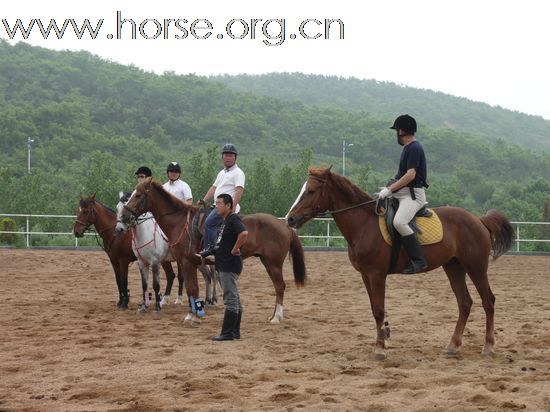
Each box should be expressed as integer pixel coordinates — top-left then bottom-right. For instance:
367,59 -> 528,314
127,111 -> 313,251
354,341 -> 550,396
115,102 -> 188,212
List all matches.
310,174 -> 380,217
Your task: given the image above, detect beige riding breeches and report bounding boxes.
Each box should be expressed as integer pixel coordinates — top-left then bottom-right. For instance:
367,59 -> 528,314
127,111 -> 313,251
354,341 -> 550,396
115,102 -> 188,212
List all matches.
392,187 -> 426,236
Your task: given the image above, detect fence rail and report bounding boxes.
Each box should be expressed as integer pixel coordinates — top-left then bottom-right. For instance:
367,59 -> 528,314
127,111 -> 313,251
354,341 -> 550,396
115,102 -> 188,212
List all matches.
1,213 -> 549,252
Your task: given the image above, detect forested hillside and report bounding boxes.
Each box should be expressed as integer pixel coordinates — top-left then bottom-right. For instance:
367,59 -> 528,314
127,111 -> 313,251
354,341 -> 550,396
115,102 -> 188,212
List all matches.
0,40 -> 549,249
215,73 -> 550,153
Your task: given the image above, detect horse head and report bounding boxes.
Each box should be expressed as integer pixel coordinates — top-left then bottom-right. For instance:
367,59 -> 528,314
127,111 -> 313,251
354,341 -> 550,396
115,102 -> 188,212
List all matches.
287,166 -> 333,229
120,177 -> 154,225
73,193 -> 97,237
115,191 -> 133,234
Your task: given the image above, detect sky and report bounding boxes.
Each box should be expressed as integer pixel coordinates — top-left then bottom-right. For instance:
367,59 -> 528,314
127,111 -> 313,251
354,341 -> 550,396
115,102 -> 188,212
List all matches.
2,0 -> 549,120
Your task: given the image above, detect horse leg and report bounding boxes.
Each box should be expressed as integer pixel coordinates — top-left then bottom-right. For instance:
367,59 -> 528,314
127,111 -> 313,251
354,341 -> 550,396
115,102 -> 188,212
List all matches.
360,271 -> 387,360
137,262 -> 149,313
152,263 -> 162,313
180,259 -> 205,326
119,262 -> 130,310
465,262 -> 496,357
111,259 -> 124,308
260,256 -> 286,324
211,266 -> 220,306
161,261 -> 175,305
198,265 -> 212,306
176,267 -> 185,304
442,259 -> 472,356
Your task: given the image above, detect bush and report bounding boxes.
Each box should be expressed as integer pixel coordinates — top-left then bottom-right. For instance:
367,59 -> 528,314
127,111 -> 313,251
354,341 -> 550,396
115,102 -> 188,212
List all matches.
0,217 -> 18,244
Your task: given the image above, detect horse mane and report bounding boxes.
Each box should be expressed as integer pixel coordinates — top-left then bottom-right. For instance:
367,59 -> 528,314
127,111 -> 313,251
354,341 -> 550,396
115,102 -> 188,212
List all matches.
146,179 -> 196,213
79,196 -> 116,214
308,166 -> 373,204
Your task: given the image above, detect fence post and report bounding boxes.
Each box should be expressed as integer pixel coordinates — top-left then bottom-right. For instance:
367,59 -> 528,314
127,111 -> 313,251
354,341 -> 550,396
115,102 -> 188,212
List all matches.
26,216 -> 30,247
326,220 -> 330,248
516,224 -> 520,252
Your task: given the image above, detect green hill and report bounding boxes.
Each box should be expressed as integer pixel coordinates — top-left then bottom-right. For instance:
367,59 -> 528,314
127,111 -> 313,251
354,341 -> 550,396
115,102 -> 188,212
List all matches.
0,40 -> 549,245
214,73 -> 550,153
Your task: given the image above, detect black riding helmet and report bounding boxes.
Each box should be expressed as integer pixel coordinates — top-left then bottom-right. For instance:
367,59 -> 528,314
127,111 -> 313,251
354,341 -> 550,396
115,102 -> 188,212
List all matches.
390,114 -> 417,135
221,143 -> 238,156
135,166 -> 152,177
167,162 -> 181,173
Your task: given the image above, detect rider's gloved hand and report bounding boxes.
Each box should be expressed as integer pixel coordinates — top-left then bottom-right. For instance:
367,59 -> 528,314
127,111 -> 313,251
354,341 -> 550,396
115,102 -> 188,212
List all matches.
378,187 -> 392,199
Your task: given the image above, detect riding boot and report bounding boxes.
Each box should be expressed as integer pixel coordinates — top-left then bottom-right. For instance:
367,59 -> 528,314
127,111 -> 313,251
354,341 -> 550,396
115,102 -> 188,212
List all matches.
233,311 -> 242,340
401,233 -> 428,274
212,309 -> 238,341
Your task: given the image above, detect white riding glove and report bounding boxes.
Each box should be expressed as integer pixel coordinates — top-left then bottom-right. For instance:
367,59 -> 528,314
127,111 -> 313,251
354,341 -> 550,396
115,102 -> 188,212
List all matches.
378,187 -> 392,199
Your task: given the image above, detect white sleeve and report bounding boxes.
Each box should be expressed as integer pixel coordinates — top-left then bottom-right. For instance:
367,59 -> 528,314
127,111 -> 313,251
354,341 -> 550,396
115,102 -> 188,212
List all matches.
234,169 -> 245,188
213,170 -> 224,188
184,183 -> 193,200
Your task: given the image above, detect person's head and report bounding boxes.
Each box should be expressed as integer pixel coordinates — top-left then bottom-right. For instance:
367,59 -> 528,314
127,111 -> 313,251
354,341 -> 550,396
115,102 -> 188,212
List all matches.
390,114 -> 417,146
215,193 -> 234,217
221,143 -> 238,169
166,162 -> 181,181
135,166 -> 152,182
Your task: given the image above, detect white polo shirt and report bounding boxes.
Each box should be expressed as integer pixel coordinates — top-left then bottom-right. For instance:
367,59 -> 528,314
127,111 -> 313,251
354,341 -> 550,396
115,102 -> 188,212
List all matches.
213,164 -> 245,213
163,179 -> 193,202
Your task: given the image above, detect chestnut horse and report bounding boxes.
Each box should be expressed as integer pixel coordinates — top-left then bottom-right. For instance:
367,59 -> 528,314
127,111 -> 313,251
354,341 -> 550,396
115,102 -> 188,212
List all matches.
120,178 -> 307,324
286,167 -> 514,360
73,194 -> 180,310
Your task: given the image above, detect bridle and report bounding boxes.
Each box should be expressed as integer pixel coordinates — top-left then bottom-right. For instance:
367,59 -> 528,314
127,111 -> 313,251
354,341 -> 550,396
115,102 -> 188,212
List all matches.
76,201 -> 117,252
304,175 -> 378,218
122,185 -> 194,252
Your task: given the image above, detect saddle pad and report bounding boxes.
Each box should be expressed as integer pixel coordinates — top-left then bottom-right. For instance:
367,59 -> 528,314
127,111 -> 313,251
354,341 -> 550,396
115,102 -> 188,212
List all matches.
378,209 -> 443,246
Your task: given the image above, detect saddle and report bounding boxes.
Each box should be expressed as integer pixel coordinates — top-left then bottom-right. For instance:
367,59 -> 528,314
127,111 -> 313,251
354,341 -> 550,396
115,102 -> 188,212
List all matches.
377,198 -> 442,274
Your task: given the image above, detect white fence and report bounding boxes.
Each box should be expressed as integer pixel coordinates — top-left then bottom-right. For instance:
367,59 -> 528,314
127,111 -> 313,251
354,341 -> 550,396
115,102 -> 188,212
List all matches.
0,213 -> 549,252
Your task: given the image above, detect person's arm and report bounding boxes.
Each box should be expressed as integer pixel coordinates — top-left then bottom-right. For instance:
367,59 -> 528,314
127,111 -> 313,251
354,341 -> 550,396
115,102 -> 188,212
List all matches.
233,186 -> 244,210
231,230 -> 248,256
388,168 -> 416,192
202,185 -> 216,203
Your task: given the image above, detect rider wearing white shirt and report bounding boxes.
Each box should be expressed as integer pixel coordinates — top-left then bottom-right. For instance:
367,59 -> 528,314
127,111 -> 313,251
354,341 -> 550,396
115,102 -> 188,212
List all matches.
163,162 -> 193,204
198,144 -> 245,257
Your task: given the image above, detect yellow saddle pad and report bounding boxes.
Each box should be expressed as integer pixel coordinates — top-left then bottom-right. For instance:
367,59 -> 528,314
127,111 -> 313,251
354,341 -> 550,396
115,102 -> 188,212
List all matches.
378,209 -> 443,246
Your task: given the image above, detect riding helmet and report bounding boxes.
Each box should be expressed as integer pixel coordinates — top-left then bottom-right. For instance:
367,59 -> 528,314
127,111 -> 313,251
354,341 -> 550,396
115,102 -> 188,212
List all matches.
167,162 -> 181,173
135,166 -> 152,177
221,143 -> 238,156
390,114 -> 417,135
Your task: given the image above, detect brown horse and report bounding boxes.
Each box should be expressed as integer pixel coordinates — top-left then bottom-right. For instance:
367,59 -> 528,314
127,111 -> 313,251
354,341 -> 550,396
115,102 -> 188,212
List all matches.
286,167 -> 514,360
73,194 -> 180,310
120,178 -> 307,324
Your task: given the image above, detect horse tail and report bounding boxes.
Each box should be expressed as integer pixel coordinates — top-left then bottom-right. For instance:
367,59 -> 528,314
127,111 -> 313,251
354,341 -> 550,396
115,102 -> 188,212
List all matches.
288,227 -> 307,286
480,209 -> 515,260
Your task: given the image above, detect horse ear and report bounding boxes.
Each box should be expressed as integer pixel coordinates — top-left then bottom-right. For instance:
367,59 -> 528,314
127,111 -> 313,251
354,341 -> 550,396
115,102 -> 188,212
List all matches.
80,192 -> 83,200
91,192 -> 96,201
327,165 -> 333,172
119,191 -> 124,199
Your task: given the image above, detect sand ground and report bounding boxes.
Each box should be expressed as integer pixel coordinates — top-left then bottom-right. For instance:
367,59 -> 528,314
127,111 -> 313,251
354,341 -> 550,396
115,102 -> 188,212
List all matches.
1,250 -> 549,411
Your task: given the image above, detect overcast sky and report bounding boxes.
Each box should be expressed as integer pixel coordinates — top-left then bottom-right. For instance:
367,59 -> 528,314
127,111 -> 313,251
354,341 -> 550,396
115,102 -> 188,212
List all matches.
2,0 -> 549,119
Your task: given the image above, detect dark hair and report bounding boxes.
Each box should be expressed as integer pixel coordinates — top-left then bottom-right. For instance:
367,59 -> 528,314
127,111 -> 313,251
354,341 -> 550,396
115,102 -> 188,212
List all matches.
216,193 -> 233,209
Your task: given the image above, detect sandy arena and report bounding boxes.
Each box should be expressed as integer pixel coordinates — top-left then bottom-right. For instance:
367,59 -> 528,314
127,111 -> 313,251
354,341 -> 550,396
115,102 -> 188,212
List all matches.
0,250 -> 549,411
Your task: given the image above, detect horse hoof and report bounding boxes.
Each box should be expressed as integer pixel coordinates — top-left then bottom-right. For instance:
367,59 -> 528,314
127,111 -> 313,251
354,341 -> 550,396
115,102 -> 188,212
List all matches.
183,313 -> 201,327
269,317 -> 281,325
374,350 -> 386,361
444,347 -> 458,356
482,348 -> 495,358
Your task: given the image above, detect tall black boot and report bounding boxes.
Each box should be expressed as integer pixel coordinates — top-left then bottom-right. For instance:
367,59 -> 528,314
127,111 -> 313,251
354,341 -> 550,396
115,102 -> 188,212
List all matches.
233,311 -> 242,340
212,310 -> 238,341
401,234 -> 428,274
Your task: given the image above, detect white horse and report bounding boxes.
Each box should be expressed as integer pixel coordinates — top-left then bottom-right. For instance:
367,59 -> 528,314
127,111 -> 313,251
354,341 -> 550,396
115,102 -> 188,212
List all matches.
115,192 -> 220,312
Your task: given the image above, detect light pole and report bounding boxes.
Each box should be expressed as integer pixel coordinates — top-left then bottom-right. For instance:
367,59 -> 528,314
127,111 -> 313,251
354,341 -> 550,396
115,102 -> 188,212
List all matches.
27,137 -> 34,174
342,140 -> 354,176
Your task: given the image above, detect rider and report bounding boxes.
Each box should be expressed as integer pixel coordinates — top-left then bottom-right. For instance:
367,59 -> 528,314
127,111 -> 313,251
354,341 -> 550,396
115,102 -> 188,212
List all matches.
197,144 -> 245,261
162,162 -> 192,305
378,114 -> 429,274
163,162 -> 193,204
